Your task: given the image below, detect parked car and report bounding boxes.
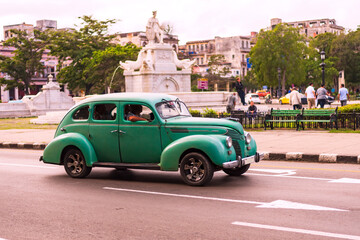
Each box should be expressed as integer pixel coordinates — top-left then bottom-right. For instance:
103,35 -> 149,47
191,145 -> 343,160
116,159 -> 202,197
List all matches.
256,90 -> 270,97
40,93 -> 263,186
279,93 -> 307,105
8,95 -> 36,103
279,94 -> 334,107
245,93 -> 261,104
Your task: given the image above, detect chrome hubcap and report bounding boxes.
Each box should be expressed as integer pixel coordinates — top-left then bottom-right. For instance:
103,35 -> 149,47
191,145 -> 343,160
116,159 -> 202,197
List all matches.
184,157 -> 205,182
67,153 -> 84,174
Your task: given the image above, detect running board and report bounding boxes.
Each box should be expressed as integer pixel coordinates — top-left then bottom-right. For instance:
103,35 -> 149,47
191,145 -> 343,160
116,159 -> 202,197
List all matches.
92,162 -> 161,170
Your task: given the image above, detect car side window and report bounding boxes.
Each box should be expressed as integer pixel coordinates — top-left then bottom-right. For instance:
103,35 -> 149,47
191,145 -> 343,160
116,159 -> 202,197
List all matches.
73,105 -> 89,120
93,104 -> 117,121
124,104 -> 154,122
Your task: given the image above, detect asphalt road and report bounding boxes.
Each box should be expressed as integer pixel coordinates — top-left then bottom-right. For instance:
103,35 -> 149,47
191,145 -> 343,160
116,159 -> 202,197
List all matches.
1,149 -> 360,240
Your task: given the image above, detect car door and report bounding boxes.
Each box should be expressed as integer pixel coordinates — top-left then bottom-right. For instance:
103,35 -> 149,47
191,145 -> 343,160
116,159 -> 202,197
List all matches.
88,102 -> 121,162
119,102 -> 162,163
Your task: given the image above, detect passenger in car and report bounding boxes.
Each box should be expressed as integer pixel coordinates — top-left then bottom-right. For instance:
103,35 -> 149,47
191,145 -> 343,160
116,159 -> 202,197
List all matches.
125,105 -> 148,122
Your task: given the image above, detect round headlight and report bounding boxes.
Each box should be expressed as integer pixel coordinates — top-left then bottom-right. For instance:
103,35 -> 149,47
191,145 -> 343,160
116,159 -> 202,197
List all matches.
245,133 -> 252,144
226,136 -> 233,148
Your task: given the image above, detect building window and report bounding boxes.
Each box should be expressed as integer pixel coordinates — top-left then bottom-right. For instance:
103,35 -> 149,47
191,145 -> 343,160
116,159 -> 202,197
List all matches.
242,54 -> 245,62
242,41 -> 244,48
201,45 -> 203,51
246,41 -> 249,48
205,44 -> 208,49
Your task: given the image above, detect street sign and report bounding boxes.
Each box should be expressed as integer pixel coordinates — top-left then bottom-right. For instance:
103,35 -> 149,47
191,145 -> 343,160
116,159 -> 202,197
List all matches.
197,78 -> 208,90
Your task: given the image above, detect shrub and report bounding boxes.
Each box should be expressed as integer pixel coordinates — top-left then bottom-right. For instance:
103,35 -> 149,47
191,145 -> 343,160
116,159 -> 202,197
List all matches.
202,107 -> 218,118
338,103 -> 360,113
188,108 -> 201,117
220,112 -> 231,117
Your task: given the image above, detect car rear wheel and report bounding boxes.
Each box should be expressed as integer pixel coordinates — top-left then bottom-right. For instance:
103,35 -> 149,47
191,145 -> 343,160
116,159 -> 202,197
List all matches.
63,148 -> 92,178
180,152 -> 214,186
223,164 -> 250,176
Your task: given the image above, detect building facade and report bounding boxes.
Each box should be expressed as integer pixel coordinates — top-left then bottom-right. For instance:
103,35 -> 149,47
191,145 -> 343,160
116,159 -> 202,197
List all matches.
184,35 -> 251,78
269,18 -> 345,37
1,20 -> 66,102
114,31 -> 179,52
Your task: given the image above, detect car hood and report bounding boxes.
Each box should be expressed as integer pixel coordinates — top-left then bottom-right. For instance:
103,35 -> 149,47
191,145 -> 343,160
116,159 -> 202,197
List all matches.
164,116 -> 244,134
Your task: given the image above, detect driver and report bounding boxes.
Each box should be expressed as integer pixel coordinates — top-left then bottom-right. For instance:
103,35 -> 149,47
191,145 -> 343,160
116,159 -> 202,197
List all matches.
125,105 -> 148,122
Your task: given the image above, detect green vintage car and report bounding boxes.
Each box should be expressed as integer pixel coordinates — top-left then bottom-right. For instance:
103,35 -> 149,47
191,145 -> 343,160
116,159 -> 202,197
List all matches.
41,93 -> 263,186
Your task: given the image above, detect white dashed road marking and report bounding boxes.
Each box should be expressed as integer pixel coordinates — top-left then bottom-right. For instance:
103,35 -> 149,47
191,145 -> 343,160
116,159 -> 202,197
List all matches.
103,187 -> 347,211
232,221 -> 360,240
0,162 -> 57,169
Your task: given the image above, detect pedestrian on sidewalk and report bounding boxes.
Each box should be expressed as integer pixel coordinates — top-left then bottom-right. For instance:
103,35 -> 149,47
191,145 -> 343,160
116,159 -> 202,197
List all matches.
235,77 -> 246,105
337,84 -> 350,106
316,84 -> 330,108
226,92 -> 237,113
289,87 -> 302,110
305,82 -> 316,109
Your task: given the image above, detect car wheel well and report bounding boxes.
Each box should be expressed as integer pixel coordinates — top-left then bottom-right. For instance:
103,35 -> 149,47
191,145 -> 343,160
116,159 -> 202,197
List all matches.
60,145 -> 80,165
179,148 -> 211,164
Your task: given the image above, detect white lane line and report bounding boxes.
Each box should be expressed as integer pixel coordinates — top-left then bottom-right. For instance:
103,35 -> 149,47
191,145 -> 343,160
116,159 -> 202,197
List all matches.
330,178 -> 360,184
247,172 -> 333,181
249,169 -> 360,184
232,221 -> 360,240
0,162 -> 57,169
103,187 -> 347,211
103,187 -> 263,205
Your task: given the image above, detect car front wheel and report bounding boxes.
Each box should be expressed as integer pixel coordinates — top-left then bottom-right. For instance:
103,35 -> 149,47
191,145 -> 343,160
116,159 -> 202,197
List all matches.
223,164 -> 250,176
63,148 -> 92,178
180,152 -> 214,186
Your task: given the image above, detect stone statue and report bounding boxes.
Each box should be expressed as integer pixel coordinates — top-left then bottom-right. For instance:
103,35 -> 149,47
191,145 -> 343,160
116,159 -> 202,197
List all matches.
119,49 -> 154,71
146,11 -> 164,44
172,51 -> 196,70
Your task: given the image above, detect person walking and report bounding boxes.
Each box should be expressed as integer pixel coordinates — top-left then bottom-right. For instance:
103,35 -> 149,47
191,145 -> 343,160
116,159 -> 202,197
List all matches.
305,82 -> 316,109
226,93 -> 237,113
316,84 -> 330,108
337,84 -> 350,106
235,77 -> 246,105
289,87 -> 302,110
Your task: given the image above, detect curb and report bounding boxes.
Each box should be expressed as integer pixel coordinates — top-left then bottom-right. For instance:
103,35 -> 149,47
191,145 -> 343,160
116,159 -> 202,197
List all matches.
0,142 -> 47,150
262,152 -> 360,164
0,142 -> 359,164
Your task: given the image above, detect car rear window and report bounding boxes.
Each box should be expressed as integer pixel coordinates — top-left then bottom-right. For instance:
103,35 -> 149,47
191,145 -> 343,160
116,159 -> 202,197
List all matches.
252,95 -> 259,98
73,105 -> 89,120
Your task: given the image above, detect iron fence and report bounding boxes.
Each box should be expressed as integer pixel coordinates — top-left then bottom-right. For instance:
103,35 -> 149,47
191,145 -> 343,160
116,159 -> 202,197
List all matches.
194,111 -> 360,131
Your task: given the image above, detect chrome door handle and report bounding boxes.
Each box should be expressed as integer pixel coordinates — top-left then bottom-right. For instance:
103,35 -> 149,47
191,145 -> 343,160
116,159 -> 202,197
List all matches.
110,130 -> 118,133
119,130 -> 126,134
60,127 -> 66,132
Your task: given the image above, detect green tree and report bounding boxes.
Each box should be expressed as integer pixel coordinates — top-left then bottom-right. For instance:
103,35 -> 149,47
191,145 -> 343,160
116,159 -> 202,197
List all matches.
206,54 -> 231,90
331,29 -> 360,87
306,35 -> 339,89
249,24 -> 307,95
48,15 -> 118,95
84,44 -> 141,93
0,29 -> 49,94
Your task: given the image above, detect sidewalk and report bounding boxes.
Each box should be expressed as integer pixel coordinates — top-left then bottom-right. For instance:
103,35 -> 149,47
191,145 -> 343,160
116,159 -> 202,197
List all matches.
0,129 -> 359,164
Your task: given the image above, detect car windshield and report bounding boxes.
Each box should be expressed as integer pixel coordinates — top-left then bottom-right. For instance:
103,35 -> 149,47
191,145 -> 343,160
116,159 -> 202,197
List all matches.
155,99 -> 191,119
251,95 -> 259,98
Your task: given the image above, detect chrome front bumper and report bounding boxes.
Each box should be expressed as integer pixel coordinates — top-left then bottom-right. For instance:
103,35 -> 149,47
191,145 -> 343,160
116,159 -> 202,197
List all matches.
222,152 -> 264,169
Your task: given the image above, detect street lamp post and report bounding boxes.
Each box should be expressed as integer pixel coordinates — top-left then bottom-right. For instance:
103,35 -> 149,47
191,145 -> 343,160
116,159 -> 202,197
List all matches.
277,67 -> 281,98
320,50 -> 326,86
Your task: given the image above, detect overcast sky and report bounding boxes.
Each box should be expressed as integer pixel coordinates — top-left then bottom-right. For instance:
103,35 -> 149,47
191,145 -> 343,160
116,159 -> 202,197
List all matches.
0,0 -> 358,44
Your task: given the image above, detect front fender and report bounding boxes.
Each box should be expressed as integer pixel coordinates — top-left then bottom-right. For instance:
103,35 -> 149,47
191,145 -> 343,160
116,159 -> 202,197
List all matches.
159,135 -> 236,171
42,133 -> 98,167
